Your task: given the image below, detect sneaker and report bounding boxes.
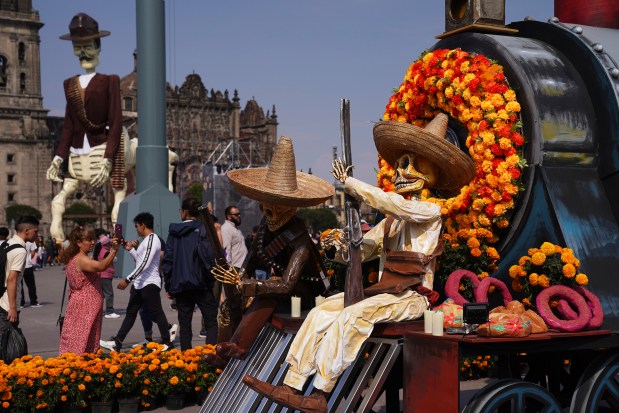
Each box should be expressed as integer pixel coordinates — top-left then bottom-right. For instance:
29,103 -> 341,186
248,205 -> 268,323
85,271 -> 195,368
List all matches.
100,337 -> 121,352
132,340 -> 149,348
31,303 -> 43,308
169,324 -> 178,342
161,341 -> 174,351
105,312 -> 121,319
170,303 -> 178,311
199,330 -> 206,338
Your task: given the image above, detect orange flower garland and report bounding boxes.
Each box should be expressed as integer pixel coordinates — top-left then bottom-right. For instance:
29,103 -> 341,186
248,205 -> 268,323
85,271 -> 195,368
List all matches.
380,48 -> 526,280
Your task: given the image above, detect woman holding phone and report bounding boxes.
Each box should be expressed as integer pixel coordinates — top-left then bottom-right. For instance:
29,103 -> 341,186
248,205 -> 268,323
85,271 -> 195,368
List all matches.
59,226 -> 120,355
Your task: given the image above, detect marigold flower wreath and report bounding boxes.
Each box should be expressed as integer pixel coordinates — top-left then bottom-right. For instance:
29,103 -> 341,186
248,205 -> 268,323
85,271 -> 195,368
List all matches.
380,48 -> 526,288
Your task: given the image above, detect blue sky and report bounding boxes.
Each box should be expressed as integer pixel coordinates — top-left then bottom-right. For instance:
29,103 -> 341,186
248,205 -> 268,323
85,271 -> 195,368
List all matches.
34,0 -> 554,185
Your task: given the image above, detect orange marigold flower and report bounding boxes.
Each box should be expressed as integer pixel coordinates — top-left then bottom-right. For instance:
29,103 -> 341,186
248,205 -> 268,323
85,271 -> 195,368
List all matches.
467,238 -> 480,249
486,247 -> 499,260
169,376 -> 179,385
575,273 -> 588,286
529,273 -> 539,286
511,280 -> 523,292
538,275 -> 550,288
522,298 -> 531,307
540,242 -> 555,256
470,248 -> 482,257
531,252 -> 546,266
518,256 -> 531,266
508,265 -> 521,279
562,264 -> 576,278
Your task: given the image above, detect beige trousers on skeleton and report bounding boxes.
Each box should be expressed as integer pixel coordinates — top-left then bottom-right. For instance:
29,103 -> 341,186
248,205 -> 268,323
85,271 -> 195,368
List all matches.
283,290 -> 428,393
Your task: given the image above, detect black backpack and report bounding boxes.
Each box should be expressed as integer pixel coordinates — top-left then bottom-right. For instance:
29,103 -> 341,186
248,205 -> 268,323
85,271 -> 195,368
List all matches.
0,242 -> 26,297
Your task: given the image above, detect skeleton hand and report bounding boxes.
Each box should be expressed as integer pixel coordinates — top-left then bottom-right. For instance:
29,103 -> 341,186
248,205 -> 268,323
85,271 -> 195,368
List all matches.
211,263 -> 241,286
91,159 -> 113,187
331,158 -> 353,184
46,158 -> 64,183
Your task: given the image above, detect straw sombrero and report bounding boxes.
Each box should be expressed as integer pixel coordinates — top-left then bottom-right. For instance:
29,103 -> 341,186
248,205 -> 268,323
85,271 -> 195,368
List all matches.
226,136 -> 335,207
374,114 -> 475,190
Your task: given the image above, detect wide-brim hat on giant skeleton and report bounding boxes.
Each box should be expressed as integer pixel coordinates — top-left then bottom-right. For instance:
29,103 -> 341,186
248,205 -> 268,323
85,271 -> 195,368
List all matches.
227,136 -> 335,207
373,113 -> 475,190
59,13 -> 111,41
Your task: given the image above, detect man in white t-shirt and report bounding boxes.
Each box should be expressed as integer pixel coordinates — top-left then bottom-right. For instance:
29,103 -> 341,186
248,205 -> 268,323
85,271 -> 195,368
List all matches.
100,212 -> 173,352
1,216 -> 39,334
20,240 -> 41,308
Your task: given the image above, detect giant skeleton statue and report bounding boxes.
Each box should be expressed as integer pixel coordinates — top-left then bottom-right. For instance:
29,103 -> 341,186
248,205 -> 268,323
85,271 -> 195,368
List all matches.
45,13 -> 123,241
242,113 -> 475,413
45,13 -> 178,241
208,136 -> 334,368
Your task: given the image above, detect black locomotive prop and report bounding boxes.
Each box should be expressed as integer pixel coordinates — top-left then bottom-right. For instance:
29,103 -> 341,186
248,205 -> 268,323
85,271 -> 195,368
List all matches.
202,5 -> 619,413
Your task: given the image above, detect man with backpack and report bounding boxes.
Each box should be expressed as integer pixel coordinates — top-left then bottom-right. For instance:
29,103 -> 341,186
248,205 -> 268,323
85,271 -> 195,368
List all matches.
1,216 -> 39,361
161,197 -> 218,350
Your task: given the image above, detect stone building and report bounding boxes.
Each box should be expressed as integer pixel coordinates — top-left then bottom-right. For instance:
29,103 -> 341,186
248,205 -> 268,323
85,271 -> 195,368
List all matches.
120,52 -> 278,198
0,0 -> 52,228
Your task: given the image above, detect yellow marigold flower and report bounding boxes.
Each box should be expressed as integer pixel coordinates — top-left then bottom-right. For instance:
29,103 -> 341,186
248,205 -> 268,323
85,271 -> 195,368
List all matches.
491,93 -> 505,108
538,275 -> 550,288
467,238 -> 480,249
481,100 -> 494,111
576,273 -> 588,285
505,155 -> 520,167
445,86 -> 454,98
503,89 -> 516,102
463,73 -> 475,84
462,88 -> 471,101
540,242 -> 555,256
444,69 -> 454,79
531,252 -> 546,266
470,95 -> 481,107
470,248 -> 482,257
478,215 -> 491,227
562,264 -> 576,278
480,131 -> 495,145
506,101 -> 521,113
509,265 -> 521,279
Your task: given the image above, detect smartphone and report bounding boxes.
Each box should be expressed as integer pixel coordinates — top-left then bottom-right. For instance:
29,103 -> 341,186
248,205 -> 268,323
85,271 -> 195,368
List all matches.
114,224 -> 123,244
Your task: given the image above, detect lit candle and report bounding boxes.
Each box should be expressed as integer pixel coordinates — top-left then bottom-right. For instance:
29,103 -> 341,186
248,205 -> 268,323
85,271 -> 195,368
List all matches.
432,311 -> 444,336
291,296 -> 301,317
315,295 -> 325,307
424,310 -> 433,334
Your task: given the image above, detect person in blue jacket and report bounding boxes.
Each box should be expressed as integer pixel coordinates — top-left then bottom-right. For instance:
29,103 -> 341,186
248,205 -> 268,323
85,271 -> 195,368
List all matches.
162,197 -> 218,350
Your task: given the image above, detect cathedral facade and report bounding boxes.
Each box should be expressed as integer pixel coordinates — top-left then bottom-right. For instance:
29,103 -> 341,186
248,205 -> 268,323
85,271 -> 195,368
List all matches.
120,53 -> 278,197
0,0 -> 53,228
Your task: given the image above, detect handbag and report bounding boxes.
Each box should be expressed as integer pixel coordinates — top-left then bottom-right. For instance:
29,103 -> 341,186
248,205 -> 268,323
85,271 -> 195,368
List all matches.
57,277 -> 68,334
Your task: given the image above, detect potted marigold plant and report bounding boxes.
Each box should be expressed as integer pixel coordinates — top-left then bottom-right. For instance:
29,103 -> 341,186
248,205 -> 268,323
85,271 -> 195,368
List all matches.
113,356 -> 143,413
81,354 -> 117,413
509,241 -> 588,307
159,350 -> 197,410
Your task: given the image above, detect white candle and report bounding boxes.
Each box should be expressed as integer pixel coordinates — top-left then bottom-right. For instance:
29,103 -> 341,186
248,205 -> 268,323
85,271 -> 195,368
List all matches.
424,310 -> 433,334
315,295 -> 325,307
432,311 -> 444,336
291,296 -> 301,317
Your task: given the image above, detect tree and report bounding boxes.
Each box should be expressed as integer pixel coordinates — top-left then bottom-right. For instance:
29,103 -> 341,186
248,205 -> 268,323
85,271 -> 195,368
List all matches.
5,204 -> 42,224
295,208 -> 338,234
64,202 -> 97,224
187,182 -> 203,202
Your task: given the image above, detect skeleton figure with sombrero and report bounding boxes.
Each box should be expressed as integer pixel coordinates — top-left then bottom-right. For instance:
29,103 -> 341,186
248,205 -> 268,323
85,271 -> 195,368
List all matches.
208,136 -> 335,368
242,113 -> 475,413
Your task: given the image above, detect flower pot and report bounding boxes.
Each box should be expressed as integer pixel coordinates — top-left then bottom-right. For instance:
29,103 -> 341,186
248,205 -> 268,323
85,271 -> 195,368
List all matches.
117,397 -> 140,413
140,394 -> 158,411
62,405 -> 84,413
90,400 -> 114,413
195,389 -> 210,405
165,392 -> 185,410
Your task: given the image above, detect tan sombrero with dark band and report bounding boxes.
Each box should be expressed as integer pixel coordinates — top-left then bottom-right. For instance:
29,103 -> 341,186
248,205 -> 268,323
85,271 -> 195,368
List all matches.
374,113 -> 475,190
227,136 -> 334,207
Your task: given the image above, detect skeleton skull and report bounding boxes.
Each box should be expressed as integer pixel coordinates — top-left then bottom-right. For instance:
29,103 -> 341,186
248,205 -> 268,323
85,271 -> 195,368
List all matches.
73,39 -> 100,72
259,202 -> 298,231
392,153 -> 439,195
